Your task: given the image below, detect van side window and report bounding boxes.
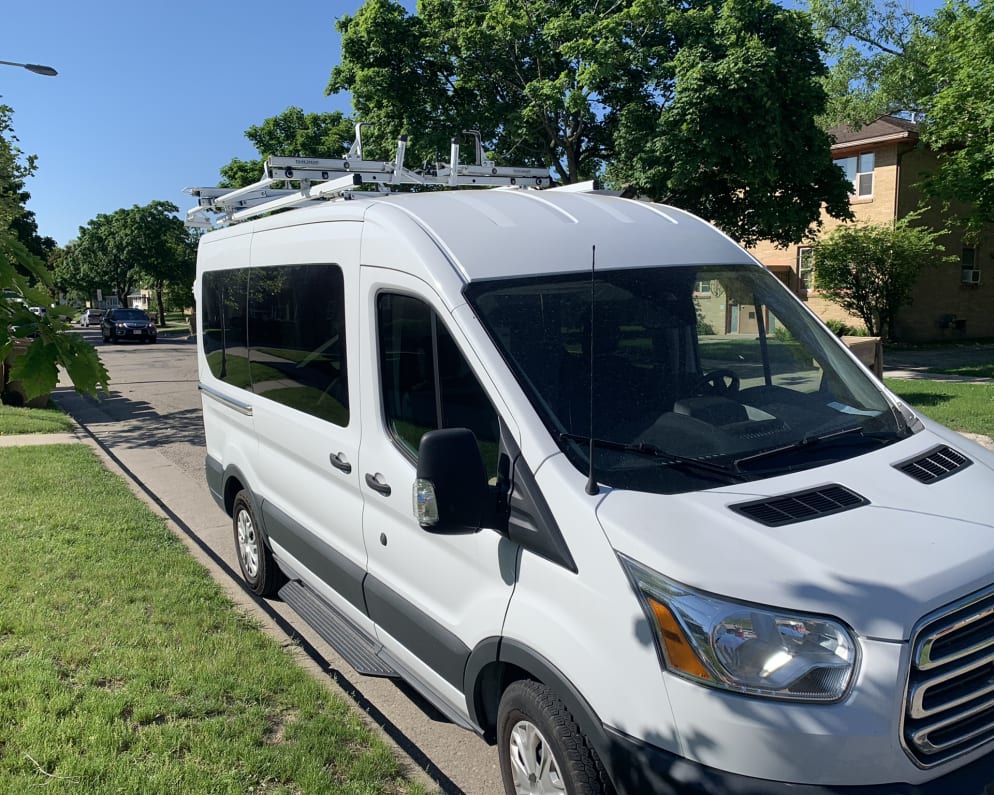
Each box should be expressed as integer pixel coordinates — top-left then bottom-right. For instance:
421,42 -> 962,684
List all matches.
202,268 -> 251,387
247,264 -> 349,427
377,293 -> 500,477
202,264 -> 349,427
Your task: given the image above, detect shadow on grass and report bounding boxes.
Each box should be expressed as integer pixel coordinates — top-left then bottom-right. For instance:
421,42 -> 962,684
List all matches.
931,366 -> 994,379
891,390 -> 955,408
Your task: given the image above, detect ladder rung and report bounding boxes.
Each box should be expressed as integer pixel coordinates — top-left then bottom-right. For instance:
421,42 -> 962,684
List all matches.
185,131 -> 553,228
229,173 -> 363,223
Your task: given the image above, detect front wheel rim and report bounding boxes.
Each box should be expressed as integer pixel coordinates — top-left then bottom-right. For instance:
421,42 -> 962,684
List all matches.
236,508 -> 259,578
508,719 -> 566,794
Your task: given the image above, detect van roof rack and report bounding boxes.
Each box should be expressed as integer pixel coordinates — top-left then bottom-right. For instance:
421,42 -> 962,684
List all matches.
185,126 -> 553,228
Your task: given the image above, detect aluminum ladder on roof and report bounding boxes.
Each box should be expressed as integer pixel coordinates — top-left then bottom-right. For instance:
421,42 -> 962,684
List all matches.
184,126 -> 552,228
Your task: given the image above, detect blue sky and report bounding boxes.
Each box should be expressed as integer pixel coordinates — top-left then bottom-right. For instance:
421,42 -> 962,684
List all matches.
3,1 -> 414,247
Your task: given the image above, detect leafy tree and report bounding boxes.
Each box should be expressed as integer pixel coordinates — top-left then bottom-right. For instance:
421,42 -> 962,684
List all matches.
1,102 -> 108,402
806,0 -> 933,125
219,107 -> 356,188
0,104 -> 56,281
607,0 -> 854,246
59,202 -> 196,323
328,0 -> 619,181
809,0 -> 994,230
328,0 -> 852,246
131,201 -> 197,325
64,208 -> 140,307
811,216 -> 951,340
918,0 -> 994,232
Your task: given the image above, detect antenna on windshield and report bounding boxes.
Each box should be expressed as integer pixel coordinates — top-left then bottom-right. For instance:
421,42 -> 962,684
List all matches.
585,245 -> 600,496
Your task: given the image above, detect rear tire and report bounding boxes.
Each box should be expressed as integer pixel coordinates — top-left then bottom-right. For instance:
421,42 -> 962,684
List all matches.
232,490 -> 283,597
497,680 -> 610,795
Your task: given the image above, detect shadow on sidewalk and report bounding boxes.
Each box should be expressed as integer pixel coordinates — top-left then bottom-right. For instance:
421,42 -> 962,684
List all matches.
53,386 -> 206,449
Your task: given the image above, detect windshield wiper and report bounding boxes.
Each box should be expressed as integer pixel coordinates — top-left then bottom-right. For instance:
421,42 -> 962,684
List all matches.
559,432 -> 745,482
734,424 -> 895,469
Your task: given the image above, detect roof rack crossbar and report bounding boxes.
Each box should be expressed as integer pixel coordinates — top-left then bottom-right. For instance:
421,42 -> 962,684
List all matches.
229,174 -> 364,224
185,129 -> 553,228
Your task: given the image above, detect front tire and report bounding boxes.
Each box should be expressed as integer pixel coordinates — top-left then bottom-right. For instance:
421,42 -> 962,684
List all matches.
497,680 -> 610,795
232,490 -> 283,597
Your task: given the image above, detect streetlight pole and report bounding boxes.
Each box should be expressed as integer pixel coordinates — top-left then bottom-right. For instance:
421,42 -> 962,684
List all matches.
0,59 -> 57,77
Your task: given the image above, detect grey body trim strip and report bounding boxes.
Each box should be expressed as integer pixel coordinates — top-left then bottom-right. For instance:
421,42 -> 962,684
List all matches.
198,382 -> 253,416
365,573 -> 471,689
205,455 -> 224,510
261,499 -> 367,615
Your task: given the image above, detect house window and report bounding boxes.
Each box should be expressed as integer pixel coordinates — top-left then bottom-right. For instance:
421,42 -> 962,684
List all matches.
961,247 -> 981,285
797,246 -> 814,290
834,152 -> 875,198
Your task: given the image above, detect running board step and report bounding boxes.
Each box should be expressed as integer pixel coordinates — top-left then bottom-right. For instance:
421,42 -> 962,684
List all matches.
278,580 -> 397,678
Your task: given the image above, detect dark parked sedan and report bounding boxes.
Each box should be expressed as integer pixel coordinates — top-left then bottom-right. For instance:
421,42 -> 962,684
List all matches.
101,308 -> 157,344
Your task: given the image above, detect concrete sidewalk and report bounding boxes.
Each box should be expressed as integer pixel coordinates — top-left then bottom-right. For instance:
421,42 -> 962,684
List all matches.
884,367 -> 994,384
0,431 -> 81,447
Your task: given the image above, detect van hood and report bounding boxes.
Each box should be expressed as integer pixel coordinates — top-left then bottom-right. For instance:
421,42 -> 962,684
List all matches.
596,428 -> 994,641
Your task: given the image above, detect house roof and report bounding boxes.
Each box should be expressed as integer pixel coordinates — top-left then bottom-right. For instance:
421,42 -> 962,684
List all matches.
830,115 -> 919,150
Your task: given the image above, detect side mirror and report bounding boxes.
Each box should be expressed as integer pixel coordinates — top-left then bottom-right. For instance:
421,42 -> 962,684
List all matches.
414,428 -> 487,534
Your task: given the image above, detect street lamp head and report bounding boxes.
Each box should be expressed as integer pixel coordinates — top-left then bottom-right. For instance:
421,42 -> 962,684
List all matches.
0,59 -> 58,77
25,63 -> 58,77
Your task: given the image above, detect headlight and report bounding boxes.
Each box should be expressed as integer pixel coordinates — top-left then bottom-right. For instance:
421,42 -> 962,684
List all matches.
117,322 -> 127,328
621,556 -> 857,702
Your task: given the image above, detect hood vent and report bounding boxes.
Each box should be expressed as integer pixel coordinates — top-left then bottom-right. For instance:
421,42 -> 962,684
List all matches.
730,485 -> 869,527
895,446 -> 971,485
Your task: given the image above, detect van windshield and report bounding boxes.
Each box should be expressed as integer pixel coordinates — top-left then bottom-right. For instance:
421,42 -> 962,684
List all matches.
465,264 -> 913,494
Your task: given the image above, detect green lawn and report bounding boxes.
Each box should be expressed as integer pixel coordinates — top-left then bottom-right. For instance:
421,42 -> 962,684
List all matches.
158,311 -> 192,334
884,378 -> 994,438
0,444 -> 426,795
0,404 -> 75,435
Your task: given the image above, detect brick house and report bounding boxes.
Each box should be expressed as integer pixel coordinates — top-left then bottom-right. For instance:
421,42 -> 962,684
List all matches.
748,116 -> 994,341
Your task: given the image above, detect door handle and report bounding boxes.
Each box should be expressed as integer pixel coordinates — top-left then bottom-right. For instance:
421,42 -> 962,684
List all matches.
364,472 -> 391,496
329,451 -> 352,474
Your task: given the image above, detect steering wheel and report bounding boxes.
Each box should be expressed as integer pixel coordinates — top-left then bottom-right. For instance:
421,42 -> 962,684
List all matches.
690,369 -> 740,397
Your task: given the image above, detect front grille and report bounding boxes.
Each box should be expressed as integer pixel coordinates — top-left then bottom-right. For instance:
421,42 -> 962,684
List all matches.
904,586 -> 994,766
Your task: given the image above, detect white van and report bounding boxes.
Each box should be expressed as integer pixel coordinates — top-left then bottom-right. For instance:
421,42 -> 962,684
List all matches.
193,176 -> 994,794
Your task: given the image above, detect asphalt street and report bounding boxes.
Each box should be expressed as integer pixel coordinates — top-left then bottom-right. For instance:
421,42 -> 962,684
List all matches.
52,328 -> 499,795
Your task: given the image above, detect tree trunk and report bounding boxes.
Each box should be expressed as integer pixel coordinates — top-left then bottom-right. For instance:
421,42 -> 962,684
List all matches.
155,282 -> 166,326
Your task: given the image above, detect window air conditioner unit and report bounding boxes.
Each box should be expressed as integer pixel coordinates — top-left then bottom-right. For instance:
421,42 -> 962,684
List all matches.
961,269 -> 981,284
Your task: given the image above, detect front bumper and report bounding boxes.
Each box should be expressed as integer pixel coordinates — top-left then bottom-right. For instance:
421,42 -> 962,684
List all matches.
606,727 -> 994,795
115,326 -> 156,339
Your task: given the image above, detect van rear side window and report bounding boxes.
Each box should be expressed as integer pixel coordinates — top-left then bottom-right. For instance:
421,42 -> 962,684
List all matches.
202,264 -> 349,426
